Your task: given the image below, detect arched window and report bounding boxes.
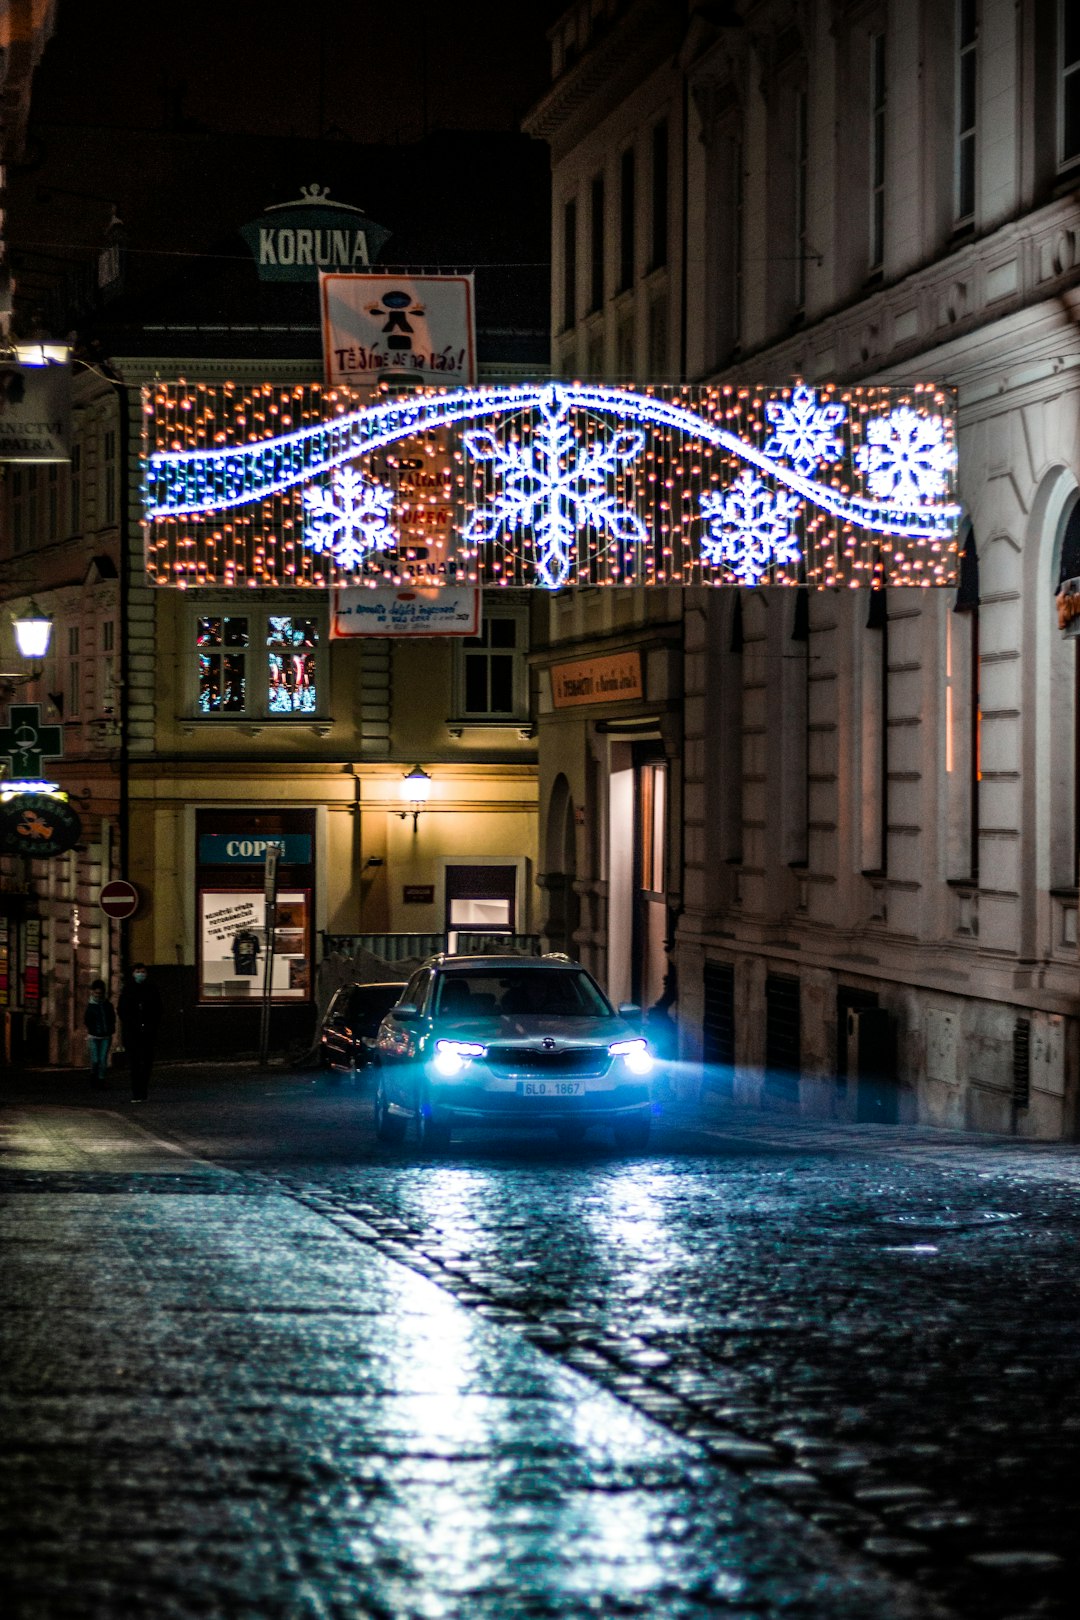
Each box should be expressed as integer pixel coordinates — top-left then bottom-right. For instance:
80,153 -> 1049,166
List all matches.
945,527 -> 980,881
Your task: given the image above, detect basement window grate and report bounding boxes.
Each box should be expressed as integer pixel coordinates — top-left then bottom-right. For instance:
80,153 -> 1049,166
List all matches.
1012,1018 -> 1031,1110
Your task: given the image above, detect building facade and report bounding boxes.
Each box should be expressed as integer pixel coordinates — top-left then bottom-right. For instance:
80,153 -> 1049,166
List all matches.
526,0 -> 1080,1137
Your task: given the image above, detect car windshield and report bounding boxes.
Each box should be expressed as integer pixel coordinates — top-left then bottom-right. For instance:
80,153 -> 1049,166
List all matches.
434,968 -> 612,1021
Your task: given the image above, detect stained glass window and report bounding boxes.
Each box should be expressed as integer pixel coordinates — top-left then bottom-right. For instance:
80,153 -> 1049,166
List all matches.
267,616 -> 318,713
197,616 -> 248,713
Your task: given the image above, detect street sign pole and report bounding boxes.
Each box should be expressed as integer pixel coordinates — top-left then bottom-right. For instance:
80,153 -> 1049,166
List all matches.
258,845 -> 279,1066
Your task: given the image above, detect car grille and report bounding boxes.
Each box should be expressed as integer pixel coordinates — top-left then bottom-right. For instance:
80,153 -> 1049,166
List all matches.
483,1046 -> 611,1079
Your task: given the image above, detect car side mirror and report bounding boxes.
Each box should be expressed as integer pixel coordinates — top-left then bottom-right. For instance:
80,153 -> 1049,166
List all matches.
617,1002 -> 641,1018
393,1003 -> 419,1022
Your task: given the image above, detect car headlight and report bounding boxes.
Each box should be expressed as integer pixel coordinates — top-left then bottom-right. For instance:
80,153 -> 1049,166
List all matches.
608,1037 -> 654,1076
433,1038 -> 487,1078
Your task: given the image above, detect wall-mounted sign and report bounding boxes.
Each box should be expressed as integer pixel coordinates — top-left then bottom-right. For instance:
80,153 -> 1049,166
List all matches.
321,273 -> 476,387
239,185 -> 391,284
0,705 -> 63,779
98,880 -> 140,921
1058,577 -> 1080,637
143,381 -> 961,590
550,650 -> 644,709
197,834 -> 313,865
0,346 -> 71,462
331,586 -> 481,638
0,790 -> 82,857
403,884 -> 435,905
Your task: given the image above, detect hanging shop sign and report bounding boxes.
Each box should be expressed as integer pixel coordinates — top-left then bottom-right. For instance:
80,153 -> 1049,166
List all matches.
550,650 -> 644,709
0,789 -> 82,857
239,186 -> 390,284
331,585 -> 480,637
320,273 -> 477,388
0,704 -> 64,778
0,345 -> 71,462
1057,577 -> 1080,637
142,380 -> 960,590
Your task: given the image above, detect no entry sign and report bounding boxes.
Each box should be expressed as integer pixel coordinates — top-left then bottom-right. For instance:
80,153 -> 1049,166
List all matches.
98,880 -> 139,921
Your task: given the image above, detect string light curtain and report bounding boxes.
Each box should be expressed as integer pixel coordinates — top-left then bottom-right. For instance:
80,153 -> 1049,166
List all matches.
142,380 -> 960,590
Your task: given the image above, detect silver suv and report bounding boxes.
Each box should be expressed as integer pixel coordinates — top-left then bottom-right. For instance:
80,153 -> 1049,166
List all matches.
371,955 -> 656,1151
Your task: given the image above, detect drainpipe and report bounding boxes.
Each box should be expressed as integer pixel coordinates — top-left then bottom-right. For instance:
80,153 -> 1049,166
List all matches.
116,380 -> 131,976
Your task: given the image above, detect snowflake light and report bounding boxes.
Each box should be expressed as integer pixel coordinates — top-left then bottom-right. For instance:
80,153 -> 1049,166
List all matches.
855,406 -> 955,507
142,381 -> 960,589
301,463 -> 397,570
463,383 -> 646,588
700,474 -> 803,584
764,384 -> 846,476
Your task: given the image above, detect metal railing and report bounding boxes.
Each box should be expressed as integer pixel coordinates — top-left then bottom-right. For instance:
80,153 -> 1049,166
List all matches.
321,931 -> 541,964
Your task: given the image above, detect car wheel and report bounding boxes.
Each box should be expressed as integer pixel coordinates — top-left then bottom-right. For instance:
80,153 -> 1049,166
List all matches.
556,1120 -> 587,1147
614,1115 -> 651,1152
416,1104 -> 452,1153
374,1077 -> 406,1144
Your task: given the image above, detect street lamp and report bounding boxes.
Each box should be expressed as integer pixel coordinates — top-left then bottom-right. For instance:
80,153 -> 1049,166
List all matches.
399,764 -> 432,833
2,601 -> 53,696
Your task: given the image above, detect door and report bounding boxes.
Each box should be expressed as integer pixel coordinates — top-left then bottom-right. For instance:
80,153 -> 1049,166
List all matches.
632,751 -> 667,1009
444,864 -> 517,953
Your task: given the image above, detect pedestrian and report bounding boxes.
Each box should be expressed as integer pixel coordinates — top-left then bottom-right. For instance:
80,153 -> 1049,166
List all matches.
83,978 -> 116,1089
118,962 -> 162,1103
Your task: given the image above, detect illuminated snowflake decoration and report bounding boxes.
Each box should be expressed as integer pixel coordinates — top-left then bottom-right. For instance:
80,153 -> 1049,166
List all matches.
301,464 -> 397,570
700,473 -> 803,583
463,382 -> 646,588
764,384 -> 847,476
855,406 -> 955,507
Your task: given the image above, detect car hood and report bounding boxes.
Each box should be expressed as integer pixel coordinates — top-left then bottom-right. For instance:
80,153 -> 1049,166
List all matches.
434,1014 -> 636,1048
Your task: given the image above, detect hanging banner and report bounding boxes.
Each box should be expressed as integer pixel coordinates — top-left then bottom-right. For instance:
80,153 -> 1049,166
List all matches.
0,790 -> 82,857
331,585 -> 481,637
143,380 -> 960,590
0,347 -> 71,462
320,273 -> 476,388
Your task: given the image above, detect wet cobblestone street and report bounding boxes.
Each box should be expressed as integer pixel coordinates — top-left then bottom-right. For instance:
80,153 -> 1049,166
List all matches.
3,1065 -> 1080,1618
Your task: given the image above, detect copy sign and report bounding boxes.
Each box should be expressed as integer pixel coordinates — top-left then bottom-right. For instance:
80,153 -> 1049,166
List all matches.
320,274 -> 476,388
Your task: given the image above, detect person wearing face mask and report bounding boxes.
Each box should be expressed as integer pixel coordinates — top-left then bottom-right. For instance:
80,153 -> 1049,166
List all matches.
118,963 -> 162,1102
83,979 -> 117,1089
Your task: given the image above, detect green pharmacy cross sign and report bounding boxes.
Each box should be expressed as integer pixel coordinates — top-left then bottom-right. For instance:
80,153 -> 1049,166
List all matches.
0,704 -> 64,780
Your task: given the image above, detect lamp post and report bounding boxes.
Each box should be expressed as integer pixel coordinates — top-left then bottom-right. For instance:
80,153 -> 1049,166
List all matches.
399,765 -> 432,833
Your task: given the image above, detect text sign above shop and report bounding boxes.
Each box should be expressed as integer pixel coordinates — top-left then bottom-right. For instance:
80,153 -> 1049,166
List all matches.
550,651 -> 644,709
198,834 -> 313,865
321,273 -> 476,388
143,380 -> 960,590
331,586 -> 480,637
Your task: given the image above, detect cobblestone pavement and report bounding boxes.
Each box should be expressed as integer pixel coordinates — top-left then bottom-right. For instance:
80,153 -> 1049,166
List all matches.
3,1064 -> 1080,1618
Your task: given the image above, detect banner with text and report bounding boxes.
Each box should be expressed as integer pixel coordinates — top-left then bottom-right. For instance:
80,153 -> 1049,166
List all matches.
320,273 -> 476,388
332,585 -> 481,637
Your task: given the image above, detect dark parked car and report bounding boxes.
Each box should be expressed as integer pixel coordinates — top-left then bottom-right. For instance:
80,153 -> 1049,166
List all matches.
319,981 -> 407,1074
370,954 -> 657,1150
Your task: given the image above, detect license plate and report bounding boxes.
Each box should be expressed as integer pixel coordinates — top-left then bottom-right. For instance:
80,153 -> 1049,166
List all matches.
521,1079 -> 585,1098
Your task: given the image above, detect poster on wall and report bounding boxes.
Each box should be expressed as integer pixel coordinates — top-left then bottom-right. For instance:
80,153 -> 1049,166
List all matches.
199,889 -> 310,1002
320,273 -> 476,388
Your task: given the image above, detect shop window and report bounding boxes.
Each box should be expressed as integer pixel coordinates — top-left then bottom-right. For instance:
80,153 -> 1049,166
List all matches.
199,888 -> 311,1001
454,607 -> 527,719
192,607 -> 324,719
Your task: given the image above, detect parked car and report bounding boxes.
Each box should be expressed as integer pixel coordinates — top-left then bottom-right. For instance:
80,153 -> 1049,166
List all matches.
319,981 -> 407,1074
370,954 -> 656,1151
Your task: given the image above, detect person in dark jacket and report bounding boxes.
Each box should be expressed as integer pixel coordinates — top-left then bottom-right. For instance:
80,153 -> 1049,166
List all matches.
83,979 -> 117,1089
118,963 -> 162,1102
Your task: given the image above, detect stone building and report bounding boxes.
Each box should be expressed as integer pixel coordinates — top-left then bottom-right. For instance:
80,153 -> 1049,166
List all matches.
525,0 -> 1080,1137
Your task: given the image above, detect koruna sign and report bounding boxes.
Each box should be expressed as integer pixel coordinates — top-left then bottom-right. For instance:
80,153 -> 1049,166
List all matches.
239,185 -> 391,284
320,273 -> 476,387
331,586 -> 481,638
0,346 -> 71,463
